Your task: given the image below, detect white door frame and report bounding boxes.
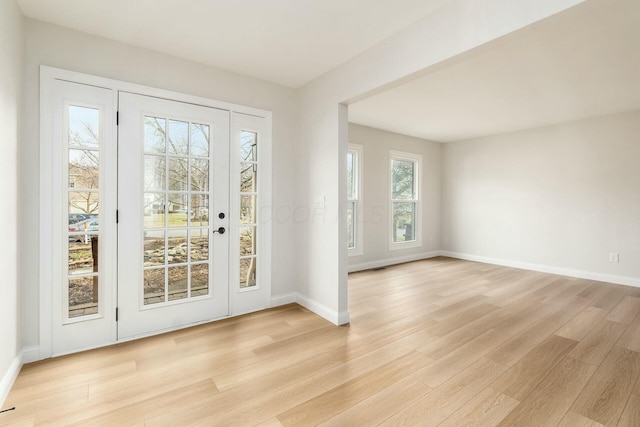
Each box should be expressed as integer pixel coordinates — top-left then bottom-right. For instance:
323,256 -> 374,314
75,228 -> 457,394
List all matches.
39,66 -> 272,359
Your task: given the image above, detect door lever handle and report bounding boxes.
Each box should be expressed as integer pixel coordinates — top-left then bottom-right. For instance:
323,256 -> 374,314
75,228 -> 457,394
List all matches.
213,227 -> 225,235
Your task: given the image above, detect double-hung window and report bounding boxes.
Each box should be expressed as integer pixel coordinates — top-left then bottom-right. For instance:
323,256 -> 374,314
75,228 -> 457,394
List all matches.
390,150 -> 422,250
347,143 -> 363,256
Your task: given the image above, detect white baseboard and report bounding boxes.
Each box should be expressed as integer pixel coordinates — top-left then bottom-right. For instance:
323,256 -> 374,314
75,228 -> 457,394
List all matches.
441,251 -> 640,288
348,251 -> 441,273
295,293 -> 350,326
21,346 -> 40,364
0,352 -> 22,410
270,293 -> 297,307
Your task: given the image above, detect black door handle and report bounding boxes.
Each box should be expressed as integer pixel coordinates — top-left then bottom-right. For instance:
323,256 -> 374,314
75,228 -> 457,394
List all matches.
213,227 -> 225,235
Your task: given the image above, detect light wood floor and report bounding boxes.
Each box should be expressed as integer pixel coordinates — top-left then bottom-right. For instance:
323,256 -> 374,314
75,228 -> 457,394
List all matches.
3,257 -> 640,426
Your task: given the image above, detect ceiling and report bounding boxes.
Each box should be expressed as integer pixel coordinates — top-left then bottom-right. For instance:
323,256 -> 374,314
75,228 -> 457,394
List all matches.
17,0 -> 449,88
349,0 -> 640,142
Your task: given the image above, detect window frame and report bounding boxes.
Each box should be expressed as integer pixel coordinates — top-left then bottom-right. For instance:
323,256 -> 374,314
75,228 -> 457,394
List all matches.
347,143 -> 364,256
389,150 -> 422,251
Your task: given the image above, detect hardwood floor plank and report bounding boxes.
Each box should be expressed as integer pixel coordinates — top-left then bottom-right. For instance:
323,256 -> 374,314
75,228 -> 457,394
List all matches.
438,387 -> 519,427
497,357 -> 596,426
492,335 -> 578,400
380,357 -> 509,426
414,329 -> 510,388
571,346 -> 640,426
558,411 -> 605,427
605,296 -> 640,325
617,393 -> 640,427
556,306 -> 606,341
616,311 -> 640,352
567,320 -> 627,366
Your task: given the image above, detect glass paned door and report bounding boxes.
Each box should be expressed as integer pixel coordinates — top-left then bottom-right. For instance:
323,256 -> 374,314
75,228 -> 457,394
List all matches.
118,93 -> 229,339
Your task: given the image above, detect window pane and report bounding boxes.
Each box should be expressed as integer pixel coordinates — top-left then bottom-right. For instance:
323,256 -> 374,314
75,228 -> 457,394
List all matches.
240,195 -> 256,224
68,276 -> 98,318
240,258 -> 257,288
240,226 -> 256,256
144,116 -> 166,154
191,264 -> 209,296
241,163 -> 257,192
144,231 -> 165,266
168,266 -> 188,301
191,159 -> 209,192
168,158 -> 188,191
69,149 -> 99,189
69,191 -> 99,218
347,152 -> 355,200
393,202 -> 416,242
167,120 -> 189,155
144,193 -> 166,228
392,159 -> 415,200
240,131 -> 257,162
144,268 -> 165,305
167,229 -> 188,264
144,155 -> 166,191
347,201 -> 355,249
190,123 -> 209,157
68,105 -> 99,149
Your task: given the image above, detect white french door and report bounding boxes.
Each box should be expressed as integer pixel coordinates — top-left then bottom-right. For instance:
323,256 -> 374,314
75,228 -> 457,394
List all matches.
117,93 -> 230,340
43,68 -> 271,357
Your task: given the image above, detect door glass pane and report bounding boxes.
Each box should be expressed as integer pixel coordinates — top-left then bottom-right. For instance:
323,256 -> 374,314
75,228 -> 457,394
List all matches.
347,152 -> 355,200
68,276 -> 98,318
167,229 -> 188,264
144,117 -> 166,154
191,264 -> 209,296
191,123 -> 209,157
69,192 -> 99,218
168,193 -> 188,227
144,268 -> 165,305
240,226 -> 256,256
393,202 -> 416,242
144,231 -> 165,266
168,266 -> 188,301
168,120 -> 189,155
144,193 -> 166,228
144,155 -> 166,191
240,258 -> 257,288
392,159 -> 415,200
191,159 -> 209,192
168,158 -> 188,191
240,195 -> 256,224
240,131 -> 257,162
69,149 -> 99,189
241,163 -> 257,192
69,237 -> 98,275
190,230 -> 209,261
68,105 -> 99,149
191,194 -> 209,226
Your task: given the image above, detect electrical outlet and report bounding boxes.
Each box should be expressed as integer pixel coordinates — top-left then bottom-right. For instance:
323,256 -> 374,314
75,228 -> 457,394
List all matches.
609,253 -> 620,263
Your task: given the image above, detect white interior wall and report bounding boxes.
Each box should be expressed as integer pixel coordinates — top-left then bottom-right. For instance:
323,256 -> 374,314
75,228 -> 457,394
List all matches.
441,110 -> 640,286
20,19 -> 299,350
297,0 -> 585,324
0,0 -> 23,406
348,124 -> 441,271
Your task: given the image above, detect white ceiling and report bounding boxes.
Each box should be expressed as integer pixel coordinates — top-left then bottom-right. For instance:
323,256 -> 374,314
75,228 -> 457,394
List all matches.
350,0 -> 640,142
17,0 -> 449,88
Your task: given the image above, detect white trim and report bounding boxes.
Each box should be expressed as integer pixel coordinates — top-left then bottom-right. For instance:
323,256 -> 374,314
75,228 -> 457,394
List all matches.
348,251 -> 441,273
295,293 -> 350,326
389,150 -> 422,251
270,293 -> 297,307
0,353 -> 22,409
441,251 -> 640,288
347,143 -> 363,257
21,346 -> 40,364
